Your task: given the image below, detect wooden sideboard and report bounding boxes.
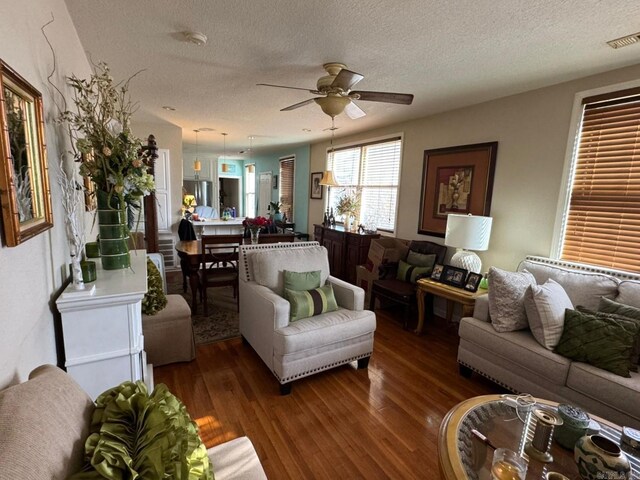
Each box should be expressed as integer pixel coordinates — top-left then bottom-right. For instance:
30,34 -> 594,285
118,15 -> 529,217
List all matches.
313,224 -> 380,284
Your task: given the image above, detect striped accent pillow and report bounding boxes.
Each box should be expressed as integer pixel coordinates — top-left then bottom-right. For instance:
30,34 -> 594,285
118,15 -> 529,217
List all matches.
285,284 -> 338,322
396,259 -> 433,284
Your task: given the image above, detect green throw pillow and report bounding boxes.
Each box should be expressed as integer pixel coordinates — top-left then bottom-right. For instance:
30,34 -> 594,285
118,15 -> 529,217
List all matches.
284,270 -> 321,292
555,308 -> 640,377
71,381 -> 213,480
142,258 -> 168,315
396,259 -> 433,284
285,284 -> 338,322
596,298 -> 640,371
406,251 -> 437,268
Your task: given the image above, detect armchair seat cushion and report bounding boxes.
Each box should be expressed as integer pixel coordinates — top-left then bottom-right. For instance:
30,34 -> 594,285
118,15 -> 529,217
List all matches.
274,308 -> 376,355
372,278 -> 416,299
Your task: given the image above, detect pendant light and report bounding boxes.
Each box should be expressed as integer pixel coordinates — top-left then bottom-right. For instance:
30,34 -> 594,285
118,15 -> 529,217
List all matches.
320,117 -> 339,188
220,133 -> 229,172
193,129 -> 201,179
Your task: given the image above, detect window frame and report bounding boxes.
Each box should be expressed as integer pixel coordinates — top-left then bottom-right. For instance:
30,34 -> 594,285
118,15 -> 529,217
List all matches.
325,133 -> 404,234
552,78 -> 640,270
278,155 -> 295,222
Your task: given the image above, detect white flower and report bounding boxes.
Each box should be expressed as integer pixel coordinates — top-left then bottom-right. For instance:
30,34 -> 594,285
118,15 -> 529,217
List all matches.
107,119 -> 123,136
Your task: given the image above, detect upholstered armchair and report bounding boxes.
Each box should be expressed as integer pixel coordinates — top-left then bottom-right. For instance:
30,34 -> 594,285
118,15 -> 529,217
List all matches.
238,242 -> 376,394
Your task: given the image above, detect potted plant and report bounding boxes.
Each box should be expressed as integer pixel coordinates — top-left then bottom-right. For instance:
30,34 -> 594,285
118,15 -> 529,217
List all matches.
269,201 -> 283,222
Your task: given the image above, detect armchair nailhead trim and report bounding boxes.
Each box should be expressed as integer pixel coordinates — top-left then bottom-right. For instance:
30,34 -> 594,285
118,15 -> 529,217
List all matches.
239,241 -> 320,282
275,351 -> 373,383
523,255 -> 640,281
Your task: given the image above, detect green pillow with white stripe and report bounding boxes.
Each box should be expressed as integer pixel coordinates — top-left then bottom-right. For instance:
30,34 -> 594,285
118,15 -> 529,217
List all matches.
396,259 -> 433,284
285,284 -> 338,322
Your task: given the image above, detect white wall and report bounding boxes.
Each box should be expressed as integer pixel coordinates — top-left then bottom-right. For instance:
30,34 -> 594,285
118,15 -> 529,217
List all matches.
0,0 -> 91,387
308,62 -> 640,272
131,121 -> 183,235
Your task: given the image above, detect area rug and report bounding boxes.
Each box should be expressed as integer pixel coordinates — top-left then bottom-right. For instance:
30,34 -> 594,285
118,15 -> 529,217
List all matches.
166,272 -> 240,345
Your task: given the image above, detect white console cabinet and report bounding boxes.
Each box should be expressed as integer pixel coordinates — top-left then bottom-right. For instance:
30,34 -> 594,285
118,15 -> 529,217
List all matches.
56,250 -> 152,399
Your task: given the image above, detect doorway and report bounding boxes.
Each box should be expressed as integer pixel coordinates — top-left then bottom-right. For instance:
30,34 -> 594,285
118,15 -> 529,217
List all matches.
219,176 -> 242,216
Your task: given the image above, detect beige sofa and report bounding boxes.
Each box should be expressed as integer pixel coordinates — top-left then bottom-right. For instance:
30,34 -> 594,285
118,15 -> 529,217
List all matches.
458,256 -> 640,429
0,365 -> 267,480
238,242 -> 376,394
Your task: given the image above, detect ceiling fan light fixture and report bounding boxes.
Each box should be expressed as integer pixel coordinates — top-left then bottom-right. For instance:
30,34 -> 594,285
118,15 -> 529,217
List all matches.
315,96 -> 351,118
184,31 -> 208,46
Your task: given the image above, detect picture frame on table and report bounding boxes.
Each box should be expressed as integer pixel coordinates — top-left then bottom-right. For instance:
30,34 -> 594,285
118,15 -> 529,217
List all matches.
418,142 -> 498,237
464,272 -> 483,292
430,263 -> 444,281
441,265 -> 468,288
310,171 -> 323,199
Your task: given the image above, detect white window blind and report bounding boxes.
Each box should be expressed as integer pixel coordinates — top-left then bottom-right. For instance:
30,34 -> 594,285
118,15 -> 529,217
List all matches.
279,156 -> 294,221
561,88 -> 640,272
244,164 -> 255,218
327,137 -> 402,232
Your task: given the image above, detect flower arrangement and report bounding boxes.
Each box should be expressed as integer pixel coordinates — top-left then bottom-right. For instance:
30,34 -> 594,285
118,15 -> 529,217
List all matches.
59,63 -> 154,210
243,216 -> 272,231
335,191 -> 360,217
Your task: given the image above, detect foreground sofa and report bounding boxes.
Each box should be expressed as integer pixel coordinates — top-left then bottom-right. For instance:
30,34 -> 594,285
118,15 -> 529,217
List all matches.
238,242 -> 376,394
0,364 -> 267,480
458,256 -> 640,429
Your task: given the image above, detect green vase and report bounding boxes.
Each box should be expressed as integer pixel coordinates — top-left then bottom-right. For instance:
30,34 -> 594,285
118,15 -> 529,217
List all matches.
96,190 -> 130,270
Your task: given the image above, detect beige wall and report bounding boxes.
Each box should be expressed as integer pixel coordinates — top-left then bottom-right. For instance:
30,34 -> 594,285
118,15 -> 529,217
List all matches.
0,0 -> 91,387
131,121 -> 183,235
309,63 -> 640,272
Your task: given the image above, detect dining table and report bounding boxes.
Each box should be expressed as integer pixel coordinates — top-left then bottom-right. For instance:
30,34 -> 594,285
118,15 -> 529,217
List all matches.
175,240 -> 204,313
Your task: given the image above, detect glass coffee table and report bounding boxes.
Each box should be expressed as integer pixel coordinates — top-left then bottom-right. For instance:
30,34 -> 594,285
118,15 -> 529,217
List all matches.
438,395 -> 640,479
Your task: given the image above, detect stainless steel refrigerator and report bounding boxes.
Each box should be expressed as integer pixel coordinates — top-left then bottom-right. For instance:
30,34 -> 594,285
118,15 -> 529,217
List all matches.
183,180 -> 214,207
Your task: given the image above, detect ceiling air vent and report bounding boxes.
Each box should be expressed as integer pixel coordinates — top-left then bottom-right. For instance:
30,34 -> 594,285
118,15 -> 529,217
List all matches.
607,32 -> 640,49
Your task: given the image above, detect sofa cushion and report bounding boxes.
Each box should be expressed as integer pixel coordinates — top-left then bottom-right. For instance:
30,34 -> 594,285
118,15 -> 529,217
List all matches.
566,362 -> 640,423
252,246 -> 330,296
273,308 -> 376,355
0,365 -> 94,480
488,267 -> 536,332
524,279 -> 573,350
458,317 -> 571,386
555,309 -> 640,377
615,281 -> 640,309
518,260 -> 619,310
285,284 -> 338,322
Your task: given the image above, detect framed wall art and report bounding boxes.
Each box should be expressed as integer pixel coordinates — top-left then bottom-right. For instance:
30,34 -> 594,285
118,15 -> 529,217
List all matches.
418,142 -> 497,237
310,171 -> 323,199
0,59 -> 53,246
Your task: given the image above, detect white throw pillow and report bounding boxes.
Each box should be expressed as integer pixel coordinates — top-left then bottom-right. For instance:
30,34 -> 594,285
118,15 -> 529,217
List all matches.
524,279 -> 573,350
488,267 -> 536,332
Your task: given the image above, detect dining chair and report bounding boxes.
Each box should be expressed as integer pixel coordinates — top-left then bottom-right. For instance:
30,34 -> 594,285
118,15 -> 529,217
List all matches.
199,234 -> 243,315
258,233 -> 296,244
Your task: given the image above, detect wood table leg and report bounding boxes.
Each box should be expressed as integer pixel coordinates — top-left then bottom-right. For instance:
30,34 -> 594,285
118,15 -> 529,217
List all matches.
189,273 -> 199,314
446,299 -> 454,324
415,287 -> 426,335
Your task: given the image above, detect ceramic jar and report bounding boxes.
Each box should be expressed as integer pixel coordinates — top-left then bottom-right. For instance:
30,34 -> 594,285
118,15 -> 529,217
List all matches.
555,404 -> 590,450
574,434 -> 631,480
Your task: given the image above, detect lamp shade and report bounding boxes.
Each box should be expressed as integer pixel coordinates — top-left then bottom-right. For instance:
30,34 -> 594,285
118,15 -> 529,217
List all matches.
444,214 -> 493,251
193,159 -> 201,172
319,170 -> 339,187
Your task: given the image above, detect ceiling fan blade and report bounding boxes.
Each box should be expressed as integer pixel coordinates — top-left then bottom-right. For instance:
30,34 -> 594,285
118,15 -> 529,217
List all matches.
351,90 -> 414,105
331,69 -> 364,91
280,98 -> 317,111
344,100 -> 366,119
257,83 -> 319,94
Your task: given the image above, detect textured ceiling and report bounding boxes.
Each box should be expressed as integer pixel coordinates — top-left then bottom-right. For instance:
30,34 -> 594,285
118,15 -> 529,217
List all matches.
64,0 -> 640,157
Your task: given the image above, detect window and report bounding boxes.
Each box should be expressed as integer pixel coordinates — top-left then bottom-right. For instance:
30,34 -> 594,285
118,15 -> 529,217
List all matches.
279,156 -> 294,221
244,164 -> 255,218
560,87 -> 640,272
327,136 -> 402,232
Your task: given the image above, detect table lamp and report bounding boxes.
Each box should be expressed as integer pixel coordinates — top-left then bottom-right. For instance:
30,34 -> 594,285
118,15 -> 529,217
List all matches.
444,214 -> 493,273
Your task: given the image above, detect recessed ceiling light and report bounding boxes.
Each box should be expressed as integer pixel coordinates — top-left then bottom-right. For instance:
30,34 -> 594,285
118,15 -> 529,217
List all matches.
199,127 -> 215,131
183,31 -> 207,46
162,106 -> 176,111
607,32 -> 640,49
302,128 -> 311,132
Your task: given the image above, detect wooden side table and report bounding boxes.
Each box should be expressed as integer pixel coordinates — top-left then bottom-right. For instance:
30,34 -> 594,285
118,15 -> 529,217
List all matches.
415,278 -> 486,334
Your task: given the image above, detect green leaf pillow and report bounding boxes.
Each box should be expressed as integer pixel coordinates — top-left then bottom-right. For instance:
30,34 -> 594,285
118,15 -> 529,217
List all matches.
284,270 -> 321,292
555,308 -> 640,377
285,284 -> 338,322
396,259 -> 433,284
71,381 -> 213,479
142,258 -> 168,315
596,297 -> 640,371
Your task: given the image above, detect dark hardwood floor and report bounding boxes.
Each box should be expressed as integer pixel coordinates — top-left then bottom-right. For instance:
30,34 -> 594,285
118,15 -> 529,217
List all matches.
154,308 -> 502,479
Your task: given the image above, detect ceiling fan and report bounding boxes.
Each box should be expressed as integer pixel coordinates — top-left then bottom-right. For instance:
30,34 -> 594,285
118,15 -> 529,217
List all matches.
257,62 -> 414,119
